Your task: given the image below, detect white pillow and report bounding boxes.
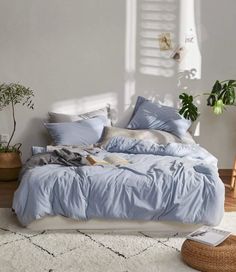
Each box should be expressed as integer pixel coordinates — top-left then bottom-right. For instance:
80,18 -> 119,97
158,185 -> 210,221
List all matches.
48,107 -> 111,125
99,126 -> 195,147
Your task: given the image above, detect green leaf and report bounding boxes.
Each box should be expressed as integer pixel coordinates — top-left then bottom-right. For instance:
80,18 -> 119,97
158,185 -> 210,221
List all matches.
207,80 -> 222,106
213,99 -> 224,115
0,82 -> 35,150
228,80 -> 236,86
178,92 -> 199,122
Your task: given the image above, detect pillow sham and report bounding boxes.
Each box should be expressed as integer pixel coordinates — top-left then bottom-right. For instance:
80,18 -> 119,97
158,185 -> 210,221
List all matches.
44,116 -> 106,146
31,146 -> 46,155
99,126 -> 195,147
48,107 -> 111,125
127,96 -> 191,138
129,96 -> 148,120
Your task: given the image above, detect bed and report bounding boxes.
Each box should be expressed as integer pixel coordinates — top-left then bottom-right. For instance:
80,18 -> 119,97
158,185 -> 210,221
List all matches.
12,96 -> 225,231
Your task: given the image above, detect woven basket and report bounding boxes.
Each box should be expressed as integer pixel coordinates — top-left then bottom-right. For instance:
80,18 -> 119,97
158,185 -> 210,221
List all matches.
181,235 -> 236,272
0,152 -> 22,181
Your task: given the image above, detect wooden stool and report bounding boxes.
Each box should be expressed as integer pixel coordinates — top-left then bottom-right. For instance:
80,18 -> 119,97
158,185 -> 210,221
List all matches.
181,235 -> 236,272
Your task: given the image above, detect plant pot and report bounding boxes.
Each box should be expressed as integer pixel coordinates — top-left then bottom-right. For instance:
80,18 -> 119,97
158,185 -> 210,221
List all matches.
0,152 -> 22,181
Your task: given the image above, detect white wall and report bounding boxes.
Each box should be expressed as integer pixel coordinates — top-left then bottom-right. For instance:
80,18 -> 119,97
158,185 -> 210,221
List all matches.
0,0 -> 236,168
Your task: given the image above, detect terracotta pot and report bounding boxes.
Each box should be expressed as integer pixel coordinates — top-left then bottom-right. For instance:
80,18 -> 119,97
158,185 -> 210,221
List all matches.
0,152 -> 22,181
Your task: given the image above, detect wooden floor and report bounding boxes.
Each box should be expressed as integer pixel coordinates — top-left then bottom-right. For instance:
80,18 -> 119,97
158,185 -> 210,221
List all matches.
225,188 -> 236,211
0,180 -> 19,208
0,179 -> 236,211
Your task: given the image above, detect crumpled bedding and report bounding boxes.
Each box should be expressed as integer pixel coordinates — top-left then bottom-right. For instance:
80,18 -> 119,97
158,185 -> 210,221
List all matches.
13,137 -> 225,226
22,148 -> 83,169
104,136 -> 218,165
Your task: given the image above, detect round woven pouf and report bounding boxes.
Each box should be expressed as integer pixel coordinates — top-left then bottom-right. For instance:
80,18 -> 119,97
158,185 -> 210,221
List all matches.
181,235 -> 236,272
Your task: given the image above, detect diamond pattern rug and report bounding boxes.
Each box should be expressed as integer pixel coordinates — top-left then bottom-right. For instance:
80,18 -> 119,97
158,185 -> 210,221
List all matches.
0,209 -> 235,272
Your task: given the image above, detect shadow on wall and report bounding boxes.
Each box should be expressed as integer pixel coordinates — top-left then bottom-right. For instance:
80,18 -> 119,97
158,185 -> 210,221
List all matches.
138,0 -> 177,78
121,0 -> 202,125
119,67 -> 202,133
43,0 -> 202,133
119,0 -> 179,126
19,0 -> 202,160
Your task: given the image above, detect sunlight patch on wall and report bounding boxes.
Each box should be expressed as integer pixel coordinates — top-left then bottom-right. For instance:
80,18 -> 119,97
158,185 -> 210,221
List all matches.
192,97 -> 201,136
160,94 -> 176,107
124,0 -> 137,110
193,120 -> 200,136
50,93 -> 117,115
179,0 -> 201,79
138,0 -> 177,77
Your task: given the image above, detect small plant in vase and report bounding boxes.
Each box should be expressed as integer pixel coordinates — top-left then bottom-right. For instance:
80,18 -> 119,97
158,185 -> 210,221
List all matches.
179,80 -> 236,121
0,83 -> 34,181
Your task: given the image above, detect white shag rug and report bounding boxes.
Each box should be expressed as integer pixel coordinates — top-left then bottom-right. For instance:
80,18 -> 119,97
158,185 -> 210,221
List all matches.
0,209 -> 236,272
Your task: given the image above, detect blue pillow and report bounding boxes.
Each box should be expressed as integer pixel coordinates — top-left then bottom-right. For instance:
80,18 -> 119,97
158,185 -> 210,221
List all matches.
127,96 -> 191,138
44,116 -> 107,146
31,146 -> 46,155
131,96 -> 148,116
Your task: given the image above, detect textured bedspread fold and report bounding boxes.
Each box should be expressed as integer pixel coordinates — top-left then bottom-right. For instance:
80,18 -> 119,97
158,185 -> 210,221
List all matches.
13,137 -> 225,226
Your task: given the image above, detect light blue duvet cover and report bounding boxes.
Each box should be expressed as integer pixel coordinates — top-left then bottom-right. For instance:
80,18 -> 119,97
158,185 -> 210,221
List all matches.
13,137 -> 225,226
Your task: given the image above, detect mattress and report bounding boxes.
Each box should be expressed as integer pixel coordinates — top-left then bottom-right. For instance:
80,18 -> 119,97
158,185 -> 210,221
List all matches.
27,215 -> 201,232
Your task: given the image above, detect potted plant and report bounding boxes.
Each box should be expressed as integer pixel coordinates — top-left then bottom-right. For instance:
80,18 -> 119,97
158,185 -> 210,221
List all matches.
179,80 -> 236,121
0,83 -> 34,181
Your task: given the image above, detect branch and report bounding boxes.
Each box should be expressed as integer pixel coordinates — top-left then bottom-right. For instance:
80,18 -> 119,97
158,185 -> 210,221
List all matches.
6,100 -> 16,150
